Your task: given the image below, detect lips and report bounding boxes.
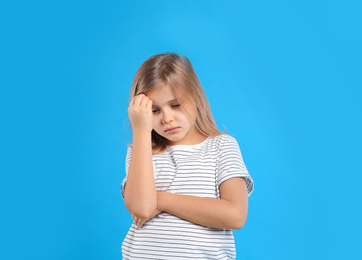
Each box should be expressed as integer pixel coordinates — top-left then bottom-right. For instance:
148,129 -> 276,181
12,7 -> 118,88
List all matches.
165,127 -> 180,134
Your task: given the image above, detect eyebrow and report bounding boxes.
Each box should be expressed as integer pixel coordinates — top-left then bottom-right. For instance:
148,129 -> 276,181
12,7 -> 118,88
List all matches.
151,99 -> 179,107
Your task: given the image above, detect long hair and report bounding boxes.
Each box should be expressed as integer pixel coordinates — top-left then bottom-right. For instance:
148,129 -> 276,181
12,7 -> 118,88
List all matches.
129,53 -> 222,154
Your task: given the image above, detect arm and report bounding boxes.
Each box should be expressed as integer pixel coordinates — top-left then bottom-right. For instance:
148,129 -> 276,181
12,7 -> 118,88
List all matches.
124,94 -> 157,219
157,177 -> 248,229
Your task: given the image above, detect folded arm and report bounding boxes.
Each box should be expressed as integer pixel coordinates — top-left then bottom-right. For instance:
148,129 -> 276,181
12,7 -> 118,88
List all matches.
157,177 -> 249,229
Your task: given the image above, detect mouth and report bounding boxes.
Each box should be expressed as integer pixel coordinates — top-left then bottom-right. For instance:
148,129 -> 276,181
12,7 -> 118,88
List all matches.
165,127 -> 180,134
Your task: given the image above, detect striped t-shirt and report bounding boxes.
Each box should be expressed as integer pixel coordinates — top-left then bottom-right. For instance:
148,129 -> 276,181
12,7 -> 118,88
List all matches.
121,134 -> 254,260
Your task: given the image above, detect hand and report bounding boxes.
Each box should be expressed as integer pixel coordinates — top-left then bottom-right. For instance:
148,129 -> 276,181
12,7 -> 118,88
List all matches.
128,94 -> 153,133
131,209 -> 162,229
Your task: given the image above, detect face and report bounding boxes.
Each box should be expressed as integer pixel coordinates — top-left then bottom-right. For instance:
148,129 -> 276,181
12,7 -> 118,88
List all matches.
147,85 -> 205,145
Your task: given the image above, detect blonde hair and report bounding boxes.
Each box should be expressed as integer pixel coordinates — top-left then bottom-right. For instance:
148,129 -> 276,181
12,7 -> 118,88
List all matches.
129,52 -> 222,154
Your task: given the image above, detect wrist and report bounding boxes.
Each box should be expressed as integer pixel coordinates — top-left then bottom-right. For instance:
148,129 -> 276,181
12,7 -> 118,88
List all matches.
132,130 -> 152,144
132,129 -> 152,136
157,192 -> 167,212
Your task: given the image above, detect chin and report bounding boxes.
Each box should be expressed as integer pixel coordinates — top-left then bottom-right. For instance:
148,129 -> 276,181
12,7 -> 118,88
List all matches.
163,134 -> 181,142
167,137 -> 182,142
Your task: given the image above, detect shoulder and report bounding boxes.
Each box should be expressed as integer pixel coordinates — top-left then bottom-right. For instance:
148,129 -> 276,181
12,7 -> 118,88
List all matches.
210,134 -> 239,148
219,133 -> 238,143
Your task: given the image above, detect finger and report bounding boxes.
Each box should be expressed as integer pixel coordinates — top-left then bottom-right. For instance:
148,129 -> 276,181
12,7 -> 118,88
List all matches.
129,95 -> 139,107
146,99 -> 153,111
137,219 -> 145,228
139,95 -> 150,109
133,94 -> 146,106
129,95 -> 140,109
134,218 -> 140,227
132,215 -> 139,225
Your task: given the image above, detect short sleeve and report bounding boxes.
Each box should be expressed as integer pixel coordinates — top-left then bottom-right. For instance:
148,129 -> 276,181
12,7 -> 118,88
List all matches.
217,135 -> 254,197
120,146 -> 132,198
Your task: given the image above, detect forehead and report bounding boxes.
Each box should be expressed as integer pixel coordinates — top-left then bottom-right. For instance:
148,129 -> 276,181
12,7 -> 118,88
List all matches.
147,85 -> 184,105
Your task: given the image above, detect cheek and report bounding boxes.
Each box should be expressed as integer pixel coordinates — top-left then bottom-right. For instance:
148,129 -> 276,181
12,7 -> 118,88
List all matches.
179,104 -> 197,122
181,110 -> 196,125
152,117 -> 159,129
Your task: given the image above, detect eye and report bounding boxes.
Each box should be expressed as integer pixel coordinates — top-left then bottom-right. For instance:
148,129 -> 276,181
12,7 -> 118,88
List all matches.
152,109 -> 159,113
171,104 -> 180,108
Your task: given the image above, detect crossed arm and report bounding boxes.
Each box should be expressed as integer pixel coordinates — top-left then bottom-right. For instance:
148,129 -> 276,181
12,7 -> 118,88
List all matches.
124,145 -> 249,230
155,177 -> 249,229
124,132 -> 249,230
128,177 -> 248,230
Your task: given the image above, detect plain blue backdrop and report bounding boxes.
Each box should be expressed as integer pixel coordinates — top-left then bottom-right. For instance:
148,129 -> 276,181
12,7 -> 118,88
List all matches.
1,0 -> 361,259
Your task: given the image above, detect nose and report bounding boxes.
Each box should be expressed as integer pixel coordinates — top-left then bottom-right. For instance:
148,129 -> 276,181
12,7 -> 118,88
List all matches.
161,109 -> 174,124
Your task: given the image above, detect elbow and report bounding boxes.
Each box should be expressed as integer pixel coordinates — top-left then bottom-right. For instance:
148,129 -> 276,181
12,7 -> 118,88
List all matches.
229,211 -> 248,230
133,209 -> 156,220
233,217 -> 247,230
125,199 -> 157,219
123,188 -> 157,219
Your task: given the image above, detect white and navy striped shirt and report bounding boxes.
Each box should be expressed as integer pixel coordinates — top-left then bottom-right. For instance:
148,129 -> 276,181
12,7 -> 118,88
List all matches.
121,134 -> 254,259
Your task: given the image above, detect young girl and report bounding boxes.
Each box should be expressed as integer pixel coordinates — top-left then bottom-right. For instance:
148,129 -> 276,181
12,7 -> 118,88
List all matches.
121,53 -> 254,259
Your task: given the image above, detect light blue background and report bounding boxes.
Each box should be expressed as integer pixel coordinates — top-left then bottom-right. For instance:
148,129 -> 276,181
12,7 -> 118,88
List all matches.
1,0 -> 361,259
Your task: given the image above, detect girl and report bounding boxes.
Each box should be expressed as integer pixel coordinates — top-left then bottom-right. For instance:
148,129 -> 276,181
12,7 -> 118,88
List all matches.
121,53 -> 254,259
